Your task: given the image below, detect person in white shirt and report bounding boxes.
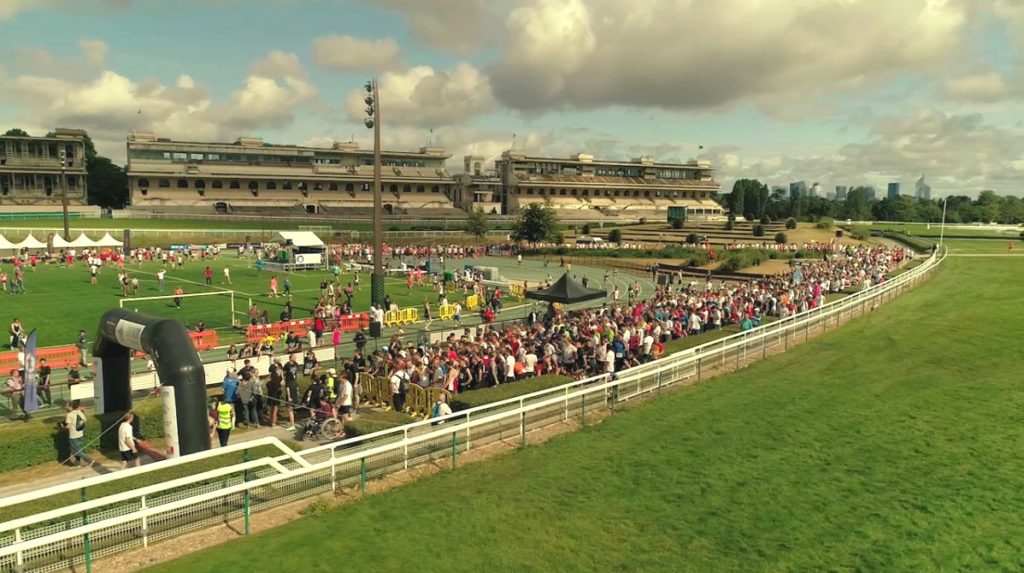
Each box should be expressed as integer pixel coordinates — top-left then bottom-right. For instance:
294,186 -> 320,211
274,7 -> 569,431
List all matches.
223,267 -> 232,285
336,375 -> 354,421
118,412 -> 139,470
642,334 -> 655,359
604,344 -> 616,374
504,352 -> 516,383
523,350 -> 538,377
431,394 -> 453,424
64,400 -> 94,468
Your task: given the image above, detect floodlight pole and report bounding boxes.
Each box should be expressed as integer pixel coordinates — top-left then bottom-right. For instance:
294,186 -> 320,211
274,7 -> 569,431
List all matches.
938,196 -> 947,247
370,78 -> 385,307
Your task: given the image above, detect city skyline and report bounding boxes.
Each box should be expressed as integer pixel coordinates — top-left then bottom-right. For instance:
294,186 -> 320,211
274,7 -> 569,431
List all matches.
1,0 -> 1022,198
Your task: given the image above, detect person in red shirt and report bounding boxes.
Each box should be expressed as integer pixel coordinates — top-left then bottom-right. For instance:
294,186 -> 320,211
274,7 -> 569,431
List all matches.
203,266 -> 213,285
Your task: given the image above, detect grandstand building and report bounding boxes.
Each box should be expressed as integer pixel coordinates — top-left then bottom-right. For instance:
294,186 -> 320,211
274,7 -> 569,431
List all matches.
0,128 -> 88,206
125,132 -> 459,216
482,150 -> 723,220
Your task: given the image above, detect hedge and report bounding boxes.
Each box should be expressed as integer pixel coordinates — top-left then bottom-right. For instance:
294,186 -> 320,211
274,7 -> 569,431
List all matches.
0,397 -> 165,474
343,410 -> 415,439
450,374 -> 573,411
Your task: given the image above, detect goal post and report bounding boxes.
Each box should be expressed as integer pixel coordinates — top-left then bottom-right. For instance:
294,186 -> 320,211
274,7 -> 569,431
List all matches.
119,290 -> 239,328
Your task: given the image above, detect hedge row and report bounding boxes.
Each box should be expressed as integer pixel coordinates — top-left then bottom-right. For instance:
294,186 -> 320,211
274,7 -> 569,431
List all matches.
0,397 -> 165,474
342,410 -> 416,439
450,375 -> 573,411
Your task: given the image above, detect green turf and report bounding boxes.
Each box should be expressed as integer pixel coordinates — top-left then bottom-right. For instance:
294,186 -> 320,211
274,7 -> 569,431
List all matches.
0,259 -> 470,348
145,255 -> 1024,572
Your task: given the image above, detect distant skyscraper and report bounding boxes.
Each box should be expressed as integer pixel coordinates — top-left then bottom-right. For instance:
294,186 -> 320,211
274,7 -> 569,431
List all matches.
915,175 -> 931,200
789,180 -> 807,200
887,182 -> 900,200
865,186 -> 877,201
835,185 -> 848,201
809,182 -> 823,198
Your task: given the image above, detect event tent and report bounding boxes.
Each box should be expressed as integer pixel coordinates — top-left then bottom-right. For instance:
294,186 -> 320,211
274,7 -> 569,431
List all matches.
0,235 -> 17,252
68,233 -> 98,248
525,273 -> 607,304
95,232 -> 124,247
271,231 -> 324,247
15,234 -> 46,250
52,234 -> 72,249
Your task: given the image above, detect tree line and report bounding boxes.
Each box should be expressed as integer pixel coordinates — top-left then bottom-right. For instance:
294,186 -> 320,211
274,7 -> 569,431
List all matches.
724,178 -> 1024,224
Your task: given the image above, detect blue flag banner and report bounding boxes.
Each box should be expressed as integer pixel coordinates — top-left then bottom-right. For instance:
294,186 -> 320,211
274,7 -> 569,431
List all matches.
22,330 -> 38,412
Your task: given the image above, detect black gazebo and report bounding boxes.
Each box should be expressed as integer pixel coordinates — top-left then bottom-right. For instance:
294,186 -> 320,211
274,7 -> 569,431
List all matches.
525,273 -> 607,304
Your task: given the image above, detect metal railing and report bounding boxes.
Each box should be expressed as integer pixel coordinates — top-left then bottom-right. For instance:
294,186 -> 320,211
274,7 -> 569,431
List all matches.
0,249 -> 945,572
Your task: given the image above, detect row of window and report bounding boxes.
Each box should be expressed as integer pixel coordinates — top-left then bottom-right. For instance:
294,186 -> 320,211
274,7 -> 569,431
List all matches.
0,174 -> 79,188
520,187 -> 707,199
138,178 -> 447,193
133,150 -> 432,169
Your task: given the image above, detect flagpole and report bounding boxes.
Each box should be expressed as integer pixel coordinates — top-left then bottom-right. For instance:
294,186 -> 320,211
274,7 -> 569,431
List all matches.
938,196 -> 947,247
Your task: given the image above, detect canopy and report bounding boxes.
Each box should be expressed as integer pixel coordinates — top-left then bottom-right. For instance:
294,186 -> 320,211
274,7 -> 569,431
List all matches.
95,232 -> 124,247
0,235 -> 17,251
525,273 -> 607,304
271,231 -> 324,248
15,234 -> 46,249
68,233 -> 98,248
52,234 -> 72,249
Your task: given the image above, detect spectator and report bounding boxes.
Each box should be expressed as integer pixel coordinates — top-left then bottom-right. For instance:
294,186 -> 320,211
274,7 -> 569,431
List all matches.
63,400 -> 94,468
118,412 -> 140,470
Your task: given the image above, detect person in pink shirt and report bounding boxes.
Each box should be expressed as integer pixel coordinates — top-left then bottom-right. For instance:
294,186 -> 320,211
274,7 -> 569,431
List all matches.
269,276 -> 279,298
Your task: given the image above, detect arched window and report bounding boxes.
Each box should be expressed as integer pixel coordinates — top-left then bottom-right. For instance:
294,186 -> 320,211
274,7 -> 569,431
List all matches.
230,180 -> 240,189
345,183 -> 354,192
138,178 -> 150,189
194,180 -> 206,189
403,184 -> 411,193
389,184 -> 398,193
431,185 -> 439,193
328,182 -> 338,191
248,181 -> 259,190
177,179 -> 188,188
159,179 -> 170,188
212,180 -> 223,189
416,185 -> 424,193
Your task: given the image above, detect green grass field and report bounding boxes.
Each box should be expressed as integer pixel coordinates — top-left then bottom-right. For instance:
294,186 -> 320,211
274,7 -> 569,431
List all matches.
0,259 -> 471,348
869,222 -> 1021,238
146,255 -> 1024,572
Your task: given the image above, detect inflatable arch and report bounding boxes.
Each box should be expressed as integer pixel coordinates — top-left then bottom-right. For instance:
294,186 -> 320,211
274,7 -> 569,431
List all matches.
93,309 -> 210,457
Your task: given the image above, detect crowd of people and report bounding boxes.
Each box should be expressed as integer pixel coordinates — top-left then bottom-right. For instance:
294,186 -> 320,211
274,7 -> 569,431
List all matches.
203,244 -> 911,435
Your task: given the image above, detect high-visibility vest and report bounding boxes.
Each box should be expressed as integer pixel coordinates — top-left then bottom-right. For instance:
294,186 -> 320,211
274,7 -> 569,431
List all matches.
217,402 -> 233,429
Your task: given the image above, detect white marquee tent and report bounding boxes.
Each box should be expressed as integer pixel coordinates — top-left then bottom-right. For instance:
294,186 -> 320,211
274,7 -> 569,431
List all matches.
68,233 -> 98,249
95,232 -> 124,247
0,235 -> 17,252
15,234 -> 46,250
52,234 -> 73,249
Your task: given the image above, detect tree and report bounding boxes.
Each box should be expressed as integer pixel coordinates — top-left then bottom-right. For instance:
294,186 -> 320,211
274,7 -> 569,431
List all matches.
609,229 -> 623,244
86,156 -> 129,208
511,203 -> 561,244
581,223 -> 592,235
3,128 -> 29,137
465,207 -> 490,239
727,180 -> 746,217
752,224 -> 765,237
774,232 -> 787,244
842,187 -> 873,221
785,217 -> 797,229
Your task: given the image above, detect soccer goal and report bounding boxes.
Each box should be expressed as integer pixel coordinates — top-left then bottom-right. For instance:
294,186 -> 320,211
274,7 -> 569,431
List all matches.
119,290 -> 241,330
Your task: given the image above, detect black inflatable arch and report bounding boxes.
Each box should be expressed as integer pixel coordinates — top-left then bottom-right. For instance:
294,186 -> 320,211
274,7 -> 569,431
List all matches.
93,309 -> 210,456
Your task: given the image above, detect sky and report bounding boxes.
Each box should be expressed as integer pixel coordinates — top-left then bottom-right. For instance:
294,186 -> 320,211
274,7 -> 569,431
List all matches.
1,0 -> 1023,198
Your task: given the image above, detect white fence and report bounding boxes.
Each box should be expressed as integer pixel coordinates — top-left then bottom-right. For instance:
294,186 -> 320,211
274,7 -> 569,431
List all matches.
0,249 -> 945,572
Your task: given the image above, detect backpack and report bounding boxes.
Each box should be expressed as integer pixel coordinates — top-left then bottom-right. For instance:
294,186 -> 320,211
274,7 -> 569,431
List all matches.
397,371 -> 409,395
75,412 -> 86,432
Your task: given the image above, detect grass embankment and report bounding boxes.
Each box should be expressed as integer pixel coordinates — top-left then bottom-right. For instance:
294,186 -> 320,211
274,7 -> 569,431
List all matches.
148,257 -> 1024,572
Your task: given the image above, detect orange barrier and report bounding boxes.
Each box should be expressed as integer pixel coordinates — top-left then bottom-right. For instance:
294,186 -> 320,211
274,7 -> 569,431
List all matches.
0,344 -> 81,373
337,313 -> 370,332
189,329 -> 219,351
245,318 -> 314,343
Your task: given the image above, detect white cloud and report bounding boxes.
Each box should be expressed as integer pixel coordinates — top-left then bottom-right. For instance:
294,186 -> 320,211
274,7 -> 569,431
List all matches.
355,0 -> 484,53
488,0 -> 968,114
312,35 -> 404,71
0,49 -> 317,161
344,62 -> 495,127
0,0 -> 130,20
943,72 -> 1013,102
249,50 -> 307,79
